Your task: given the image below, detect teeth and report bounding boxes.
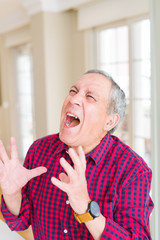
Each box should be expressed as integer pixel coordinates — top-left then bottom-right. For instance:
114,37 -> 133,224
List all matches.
67,113 -> 78,119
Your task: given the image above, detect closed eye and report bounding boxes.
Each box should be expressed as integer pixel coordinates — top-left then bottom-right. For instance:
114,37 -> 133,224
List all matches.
87,95 -> 96,101
69,89 -> 77,95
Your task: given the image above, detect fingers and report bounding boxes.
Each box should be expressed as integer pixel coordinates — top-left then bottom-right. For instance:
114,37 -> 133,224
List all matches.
59,158 -> 75,181
10,137 -> 18,161
0,140 -> 9,164
27,166 -> 47,181
68,148 -> 81,172
51,146 -> 87,194
0,137 -> 19,164
68,146 -> 86,173
77,146 -> 86,171
51,176 -> 68,192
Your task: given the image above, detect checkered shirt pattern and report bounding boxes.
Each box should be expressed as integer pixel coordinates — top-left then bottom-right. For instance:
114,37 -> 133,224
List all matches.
1,133 -> 154,239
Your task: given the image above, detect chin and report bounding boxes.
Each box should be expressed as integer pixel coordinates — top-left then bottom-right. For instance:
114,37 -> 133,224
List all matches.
60,133 -> 81,149
59,132 -> 72,145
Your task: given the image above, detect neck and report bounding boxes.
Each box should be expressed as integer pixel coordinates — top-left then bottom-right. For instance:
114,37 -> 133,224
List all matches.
70,138 -> 103,155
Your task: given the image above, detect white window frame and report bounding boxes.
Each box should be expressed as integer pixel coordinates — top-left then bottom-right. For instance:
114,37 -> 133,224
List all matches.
11,43 -> 35,161
88,15 -> 150,151
84,13 -> 155,237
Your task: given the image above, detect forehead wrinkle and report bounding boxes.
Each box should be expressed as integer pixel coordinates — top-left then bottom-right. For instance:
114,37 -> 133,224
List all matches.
74,78 -> 108,97
71,84 -> 94,94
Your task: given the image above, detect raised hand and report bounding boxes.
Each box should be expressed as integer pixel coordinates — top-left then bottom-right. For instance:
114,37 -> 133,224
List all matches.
51,146 -> 90,214
0,137 -> 47,196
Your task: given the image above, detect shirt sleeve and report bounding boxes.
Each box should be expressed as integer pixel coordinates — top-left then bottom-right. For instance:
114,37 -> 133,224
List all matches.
1,186 -> 31,231
0,144 -> 35,231
101,171 -> 154,240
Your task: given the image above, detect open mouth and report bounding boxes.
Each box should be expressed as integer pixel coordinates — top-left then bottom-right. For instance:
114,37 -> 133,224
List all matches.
65,113 -> 80,128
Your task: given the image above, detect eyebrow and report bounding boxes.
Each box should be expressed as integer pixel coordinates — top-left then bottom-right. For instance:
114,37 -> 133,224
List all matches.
87,90 -> 95,95
70,85 -> 98,97
70,85 -> 79,91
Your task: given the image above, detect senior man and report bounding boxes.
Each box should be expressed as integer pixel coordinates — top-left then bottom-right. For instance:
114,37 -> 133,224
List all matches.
0,70 -> 153,239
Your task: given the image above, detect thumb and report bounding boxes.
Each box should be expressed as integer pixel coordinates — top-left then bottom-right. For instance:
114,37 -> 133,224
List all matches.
27,166 -> 47,181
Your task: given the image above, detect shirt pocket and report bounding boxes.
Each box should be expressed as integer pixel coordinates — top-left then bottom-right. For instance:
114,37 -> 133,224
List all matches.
99,201 -> 113,220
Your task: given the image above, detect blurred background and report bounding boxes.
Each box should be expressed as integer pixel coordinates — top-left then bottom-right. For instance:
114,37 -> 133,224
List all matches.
0,0 -> 159,239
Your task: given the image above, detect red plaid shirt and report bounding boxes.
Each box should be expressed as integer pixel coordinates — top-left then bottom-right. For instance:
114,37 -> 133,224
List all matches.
1,133 -> 154,239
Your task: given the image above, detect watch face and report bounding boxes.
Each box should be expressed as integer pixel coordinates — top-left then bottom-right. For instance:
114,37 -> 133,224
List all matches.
89,201 -> 100,218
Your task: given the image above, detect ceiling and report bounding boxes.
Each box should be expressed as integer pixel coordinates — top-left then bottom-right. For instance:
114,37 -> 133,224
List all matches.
0,0 -> 99,33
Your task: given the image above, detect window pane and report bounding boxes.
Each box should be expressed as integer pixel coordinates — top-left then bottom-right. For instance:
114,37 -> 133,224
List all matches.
14,45 -> 35,159
18,95 -> 32,116
132,19 -> 151,165
133,137 -> 151,166
97,19 -> 151,161
133,99 -> 151,138
101,63 -> 129,98
98,25 -> 129,145
133,60 -> 151,99
18,75 -> 32,94
99,28 -> 116,63
99,26 -> 128,63
132,19 -> 150,60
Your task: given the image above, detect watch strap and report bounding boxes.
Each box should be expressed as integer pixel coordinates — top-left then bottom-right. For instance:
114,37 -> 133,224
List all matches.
74,211 -> 93,224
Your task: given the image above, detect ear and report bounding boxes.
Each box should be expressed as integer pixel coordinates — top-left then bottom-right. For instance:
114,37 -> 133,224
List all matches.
104,114 -> 120,132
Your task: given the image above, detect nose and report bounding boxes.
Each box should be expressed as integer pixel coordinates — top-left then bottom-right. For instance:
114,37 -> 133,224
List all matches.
69,92 -> 82,106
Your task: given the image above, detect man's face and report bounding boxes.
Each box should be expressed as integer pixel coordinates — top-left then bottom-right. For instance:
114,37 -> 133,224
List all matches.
59,73 -> 113,153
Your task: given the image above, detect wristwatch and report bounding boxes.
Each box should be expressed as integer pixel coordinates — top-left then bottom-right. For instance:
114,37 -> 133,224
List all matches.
74,200 -> 100,224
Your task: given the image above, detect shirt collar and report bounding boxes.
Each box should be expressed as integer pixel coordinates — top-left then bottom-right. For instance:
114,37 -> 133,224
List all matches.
54,135 -> 68,155
86,133 -> 113,165
54,133 -> 113,165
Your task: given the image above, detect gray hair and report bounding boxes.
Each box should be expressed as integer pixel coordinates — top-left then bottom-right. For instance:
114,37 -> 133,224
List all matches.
84,69 -> 126,134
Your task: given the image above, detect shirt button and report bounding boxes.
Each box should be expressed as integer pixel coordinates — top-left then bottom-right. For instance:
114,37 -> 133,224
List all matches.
66,200 -> 70,205
64,229 -> 68,234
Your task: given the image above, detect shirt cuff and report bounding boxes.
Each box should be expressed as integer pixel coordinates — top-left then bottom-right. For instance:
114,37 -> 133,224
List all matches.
1,194 -> 30,231
101,217 -> 131,240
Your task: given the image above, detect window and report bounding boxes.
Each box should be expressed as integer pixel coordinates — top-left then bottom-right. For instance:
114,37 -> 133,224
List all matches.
97,19 -> 151,165
13,44 -> 35,160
